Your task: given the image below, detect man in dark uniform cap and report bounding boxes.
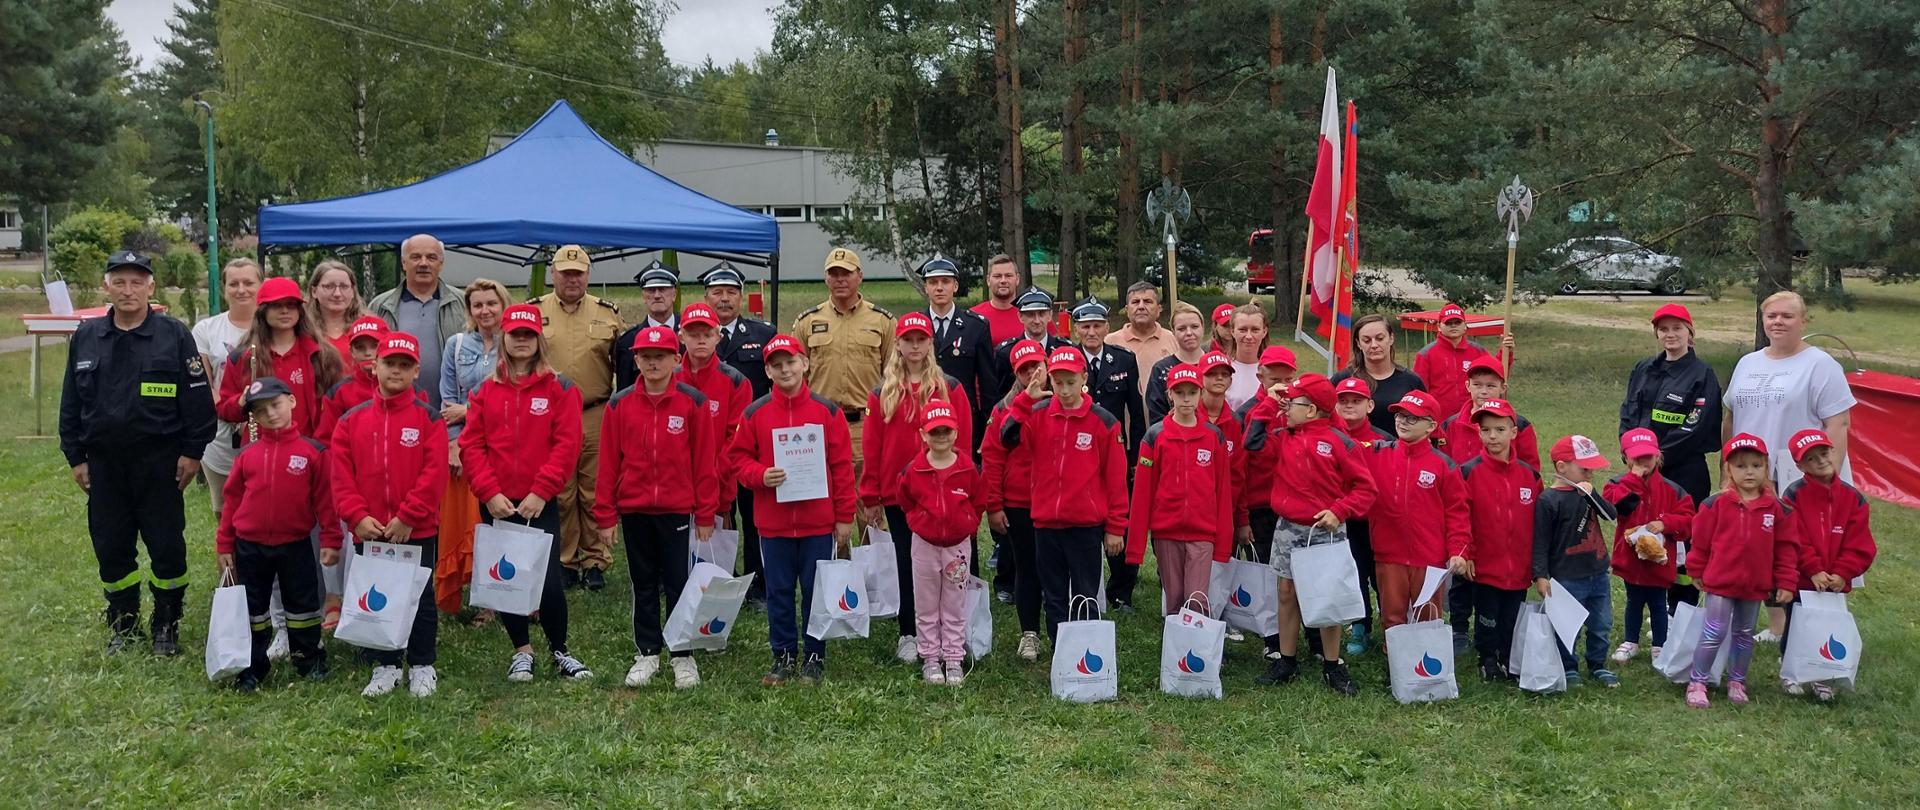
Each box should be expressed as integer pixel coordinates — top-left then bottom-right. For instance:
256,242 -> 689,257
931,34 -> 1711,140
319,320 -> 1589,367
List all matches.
918,254 -> 996,457
985,285 -> 1068,598
613,261 -> 682,392
1070,297 -> 1146,611
704,261 -> 777,606
60,250 -> 217,654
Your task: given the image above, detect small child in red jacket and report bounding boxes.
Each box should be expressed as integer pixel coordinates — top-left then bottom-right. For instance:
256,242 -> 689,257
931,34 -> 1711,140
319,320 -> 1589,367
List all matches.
1684,434 -> 1800,709
1779,428 -> 1876,701
1366,391 -> 1470,634
1127,365 -> 1234,615
896,401 -> 985,686
217,377 -> 338,691
1457,400 -> 1540,680
1438,357 -> 1540,472
1605,428 -> 1695,665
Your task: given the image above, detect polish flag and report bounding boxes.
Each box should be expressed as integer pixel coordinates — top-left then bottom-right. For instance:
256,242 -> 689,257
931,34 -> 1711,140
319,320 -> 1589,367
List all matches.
1304,68 -> 1343,329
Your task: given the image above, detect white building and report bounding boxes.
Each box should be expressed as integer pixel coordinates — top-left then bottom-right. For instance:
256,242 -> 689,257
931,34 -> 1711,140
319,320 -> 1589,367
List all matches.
0,203 -> 22,251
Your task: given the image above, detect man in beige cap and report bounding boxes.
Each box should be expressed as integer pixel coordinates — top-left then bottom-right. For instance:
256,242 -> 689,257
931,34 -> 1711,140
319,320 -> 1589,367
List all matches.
532,244 -> 625,590
792,247 -> 893,479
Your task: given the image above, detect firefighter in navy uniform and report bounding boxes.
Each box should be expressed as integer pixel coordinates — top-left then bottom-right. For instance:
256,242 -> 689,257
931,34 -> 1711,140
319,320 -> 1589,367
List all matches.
917,255 -> 997,458
704,262 -> 777,605
1068,297 -> 1147,610
59,251 -> 217,655
613,261 -> 682,392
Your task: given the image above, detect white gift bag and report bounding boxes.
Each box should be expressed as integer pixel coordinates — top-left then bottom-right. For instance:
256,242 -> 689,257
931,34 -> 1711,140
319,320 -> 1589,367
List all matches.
664,561 -> 755,652
1511,603 -> 1567,694
1159,597 -> 1226,699
965,575 -> 994,659
688,524 -> 741,574
1653,600 -> 1729,685
851,528 -> 901,619
1780,592 -> 1861,688
1050,596 -> 1118,703
1386,611 -> 1459,703
1290,535 -> 1366,628
204,576 -> 252,681
1219,557 -> 1281,637
806,558 -> 871,640
335,551 -> 431,652
1206,560 -> 1231,619
468,520 -> 553,616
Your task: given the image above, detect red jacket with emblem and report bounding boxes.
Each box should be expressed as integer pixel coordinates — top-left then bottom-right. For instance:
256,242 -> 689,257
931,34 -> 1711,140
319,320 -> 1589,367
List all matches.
1000,391 -> 1129,535
675,356 -> 752,513
459,369 -> 582,504
860,377 -> 974,507
981,402 -> 1033,511
217,336 -> 328,439
1200,400 -> 1248,529
1603,470 -> 1696,588
328,389 -> 448,537
217,424 -> 338,554
728,383 -> 858,537
1412,336 -> 1511,419
1232,397 -> 1277,518
896,451 -> 986,546
1459,451 -> 1541,590
1689,490 -> 1801,601
1126,416 -> 1234,565
1364,438 -> 1471,567
1439,403 -> 1540,473
594,381 -> 717,528
1780,475 -> 1876,592
1244,400 -> 1378,525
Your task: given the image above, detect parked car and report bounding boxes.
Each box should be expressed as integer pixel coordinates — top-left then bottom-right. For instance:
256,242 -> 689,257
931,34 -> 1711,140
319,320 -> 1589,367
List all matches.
1542,236 -> 1690,294
1141,242 -> 1218,287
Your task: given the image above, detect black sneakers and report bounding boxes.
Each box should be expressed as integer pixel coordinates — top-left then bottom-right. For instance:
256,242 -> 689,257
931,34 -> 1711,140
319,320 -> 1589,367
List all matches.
797,652 -> 825,684
562,567 -> 581,590
762,652 -> 795,687
1322,659 -> 1358,696
1256,654 -> 1300,686
583,567 -> 607,591
1479,657 -> 1509,682
233,673 -> 261,693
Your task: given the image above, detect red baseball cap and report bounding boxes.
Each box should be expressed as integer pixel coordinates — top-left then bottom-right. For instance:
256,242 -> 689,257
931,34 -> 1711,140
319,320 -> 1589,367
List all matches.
680,302 -> 719,330
1788,429 -> 1832,462
1200,351 -> 1233,375
378,332 -> 420,362
1439,303 -> 1466,323
764,334 -> 805,360
502,303 -> 543,335
1010,339 -> 1045,371
1167,363 -> 1202,391
1723,432 -> 1768,459
1259,345 -> 1297,370
1212,303 -> 1236,325
1388,391 -> 1438,420
896,311 -> 933,338
1046,346 -> 1087,374
632,325 -> 679,353
1334,376 -> 1371,399
1287,374 -> 1336,414
1466,356 -> 1506,380
922,400 -> 960,432
347,315 -> 387,345
1550,434 -> 1609,470
1471,399 -> 1517,422
1620,427 -> 1661,459
1650,303 -> 1693,327
257,276 -> 304,305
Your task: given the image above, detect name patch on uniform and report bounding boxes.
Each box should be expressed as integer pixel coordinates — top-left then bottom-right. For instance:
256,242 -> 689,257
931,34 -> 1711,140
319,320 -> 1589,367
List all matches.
1651,408 -> 1685,424
140,382 -> 177,398
811,322 -> 831,334
76,359 -> 96,371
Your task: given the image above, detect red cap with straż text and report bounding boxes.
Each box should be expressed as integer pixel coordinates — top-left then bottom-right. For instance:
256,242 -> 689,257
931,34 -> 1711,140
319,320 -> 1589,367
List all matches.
1650,303 -> 1693,327
348,315 -> 387,345
1467,356 -> 1506,380
1047,346 -> 1087,374
1212,303 -> 1236,325
1551,434 -> 1610,470
1472,399 -> 1517,423
923,400 -> 960,432
1788,429 -> 1832,462
764,334 -> 805,360
1388,391 -> 1438,420
1723,433 -> 1768,459
1167,364 -> 1202,391
1201,351 -> 1233,375
378,332 -> 420,362
1259,345 -> 1297,370
680,303 -> 719,330
503,304 -> 543,335
1334,376 -> 1371,399
1439,303 -> 1466,323
1010,339 -> 1045,371
1620,427 -> 1661,460
896,311 -> 933,338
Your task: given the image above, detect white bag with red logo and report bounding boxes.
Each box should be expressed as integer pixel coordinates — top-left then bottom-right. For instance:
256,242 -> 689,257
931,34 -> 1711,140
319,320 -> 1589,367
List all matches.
335,550 -> 431,652
1159,597 -> 1226,699
806,558 -> 871,641
664,561 -> 754,652
468,520 -> 552,616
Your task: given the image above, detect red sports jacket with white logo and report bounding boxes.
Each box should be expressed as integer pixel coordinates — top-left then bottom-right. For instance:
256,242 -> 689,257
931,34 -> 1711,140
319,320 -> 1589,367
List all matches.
1603,469 -> 1696,588
460,370 -> 582,504
1244,400 -> 1378,526
1439,403 -> 1540,473
1412,336 -> 1511,419
217,424 -> 338,554
981,402 -> 1033,511
896,451 -> 986,546
728,382 -> 857,537
1125,417 -> 1234,565
594,381 -> 717,528
1365,438 -> 1471,568
217,336 -> 327,439
328,389 -> 448,538
675,356 -> 752,514
1780,475 -> 1876,592
1000,391 -> 1129,535
1459,451 -> 1540,591
1689,490 -> 1801,601
860,378 -> 974,507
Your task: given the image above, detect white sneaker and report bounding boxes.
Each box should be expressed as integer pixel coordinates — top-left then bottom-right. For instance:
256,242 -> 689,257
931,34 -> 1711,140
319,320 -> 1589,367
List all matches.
1612,642 -> 1639,663
945,660 -> 966,686
1754,628 -> 1780,644
1226,629 -> 1246,642
266,627 -> 290,661
1783,678 -> 1805,696
671,656 -> 700,689
1017,631 -> 1040,662
895,635 -> 919,664
362,665 -> 403,697
407,665 -> 437,698
625,654 -> 660,687
922,661 -> 946,684
507,651 -> 535,682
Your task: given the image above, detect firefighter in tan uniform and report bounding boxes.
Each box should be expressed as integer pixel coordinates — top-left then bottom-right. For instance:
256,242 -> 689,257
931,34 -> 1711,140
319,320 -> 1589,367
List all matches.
792,247 -> 894,484
533,245 -> 625,590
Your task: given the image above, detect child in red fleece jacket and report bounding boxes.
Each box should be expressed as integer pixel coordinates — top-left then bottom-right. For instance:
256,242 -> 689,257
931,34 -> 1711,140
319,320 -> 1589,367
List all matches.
1127,364 -> 1234,615
896,401 -> 985,685
1779,428 -> 1876,700
1457,400 -> 1540,680
1684,434 -> 1801,709
1604,428 -> 1695,666
1365,391 -> 1469,633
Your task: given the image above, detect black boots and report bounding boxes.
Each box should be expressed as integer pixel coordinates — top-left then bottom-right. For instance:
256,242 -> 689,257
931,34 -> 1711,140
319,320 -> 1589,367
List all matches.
149,589 -> 184,657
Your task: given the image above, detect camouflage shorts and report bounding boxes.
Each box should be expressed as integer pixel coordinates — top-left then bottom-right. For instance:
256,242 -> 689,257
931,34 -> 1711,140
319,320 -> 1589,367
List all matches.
1270,519 -> 1348,580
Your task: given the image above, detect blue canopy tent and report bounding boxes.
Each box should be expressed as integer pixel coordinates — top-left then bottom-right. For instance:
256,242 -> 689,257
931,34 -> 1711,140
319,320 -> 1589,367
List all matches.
258,99 -> 784,311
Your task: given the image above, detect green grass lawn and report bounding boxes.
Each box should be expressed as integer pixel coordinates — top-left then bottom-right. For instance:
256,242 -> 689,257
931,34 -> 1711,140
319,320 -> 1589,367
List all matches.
2,290 -> 1918,807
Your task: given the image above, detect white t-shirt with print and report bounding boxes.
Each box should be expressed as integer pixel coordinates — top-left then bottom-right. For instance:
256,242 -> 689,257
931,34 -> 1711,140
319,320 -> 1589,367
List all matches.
1724,345 -> 1855,491
191,313 -> 250,475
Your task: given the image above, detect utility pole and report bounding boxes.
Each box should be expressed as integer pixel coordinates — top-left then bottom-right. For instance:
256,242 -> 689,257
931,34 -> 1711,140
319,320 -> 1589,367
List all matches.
195,96 -> 221,313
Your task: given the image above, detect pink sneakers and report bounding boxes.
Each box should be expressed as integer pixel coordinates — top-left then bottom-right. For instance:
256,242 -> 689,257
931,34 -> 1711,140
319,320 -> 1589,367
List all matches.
1727,680 -> 1750,704
1685,681 -> 1710,708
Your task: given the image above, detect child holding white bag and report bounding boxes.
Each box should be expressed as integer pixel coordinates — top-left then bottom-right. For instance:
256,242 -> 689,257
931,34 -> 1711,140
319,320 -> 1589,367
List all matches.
1683,434 -> 1801,708
1778,428 -> 1876,701
895,400 -> 986,685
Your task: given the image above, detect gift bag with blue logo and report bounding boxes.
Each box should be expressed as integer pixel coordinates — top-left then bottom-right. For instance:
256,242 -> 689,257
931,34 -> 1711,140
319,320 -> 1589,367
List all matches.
807,558 -> 871,641
664,561 -> 755,652
851,527 -> 901,619
1510,602 -> 1566,694
1050,596 -> 1118,703
1159,596 -> 1226,699
335,551 -> 432,652
1780,591 -> 1861,689
468,520 -> 553,616
965,575 -> 994,659
687,524 -> 741,575
203,571 -> 251,682
1386,605 -> 1458,703
1652,600 -> 1729,685
1218,554 -> 1280,637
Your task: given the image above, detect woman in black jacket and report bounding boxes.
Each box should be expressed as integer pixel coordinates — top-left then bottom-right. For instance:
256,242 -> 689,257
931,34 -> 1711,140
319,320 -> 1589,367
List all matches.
1618,303 -> 1723,503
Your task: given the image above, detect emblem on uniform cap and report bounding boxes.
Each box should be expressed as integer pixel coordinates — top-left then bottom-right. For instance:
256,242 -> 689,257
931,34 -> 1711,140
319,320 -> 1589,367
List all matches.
247,381 -> 262,395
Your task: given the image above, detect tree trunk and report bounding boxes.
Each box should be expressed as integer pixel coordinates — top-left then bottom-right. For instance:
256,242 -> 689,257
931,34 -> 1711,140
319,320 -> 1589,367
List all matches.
1007,0 -> 1029,285
1057,0 -> 1086,301
993,1 -> 1017,278
1115,0 -> 1141,296
1750,0 -> 1794,349
1268,2 -> 1294,323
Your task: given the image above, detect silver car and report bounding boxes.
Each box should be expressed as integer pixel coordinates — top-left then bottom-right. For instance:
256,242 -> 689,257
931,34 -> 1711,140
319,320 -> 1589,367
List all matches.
1545,236 -> 1688,295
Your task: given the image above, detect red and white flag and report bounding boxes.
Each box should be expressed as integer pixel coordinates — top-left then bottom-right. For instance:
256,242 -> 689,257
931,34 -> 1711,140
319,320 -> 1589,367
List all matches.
1304,68 -> 1344,326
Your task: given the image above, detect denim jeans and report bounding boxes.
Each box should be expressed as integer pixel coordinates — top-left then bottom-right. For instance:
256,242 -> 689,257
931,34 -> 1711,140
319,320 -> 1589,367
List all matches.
1554,571 -> 1613,672
762,534 -> 833,657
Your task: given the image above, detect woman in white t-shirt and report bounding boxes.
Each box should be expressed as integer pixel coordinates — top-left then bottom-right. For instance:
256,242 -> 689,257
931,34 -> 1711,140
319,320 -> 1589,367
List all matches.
1225,301 -> 1271,411
190,258 -> 263,512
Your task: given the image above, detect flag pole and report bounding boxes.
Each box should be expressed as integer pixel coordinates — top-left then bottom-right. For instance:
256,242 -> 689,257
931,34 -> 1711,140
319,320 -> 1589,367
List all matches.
1494,176 -> 1534,377
1328,242 -> 1343,376
1293,224 -> 1313,336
